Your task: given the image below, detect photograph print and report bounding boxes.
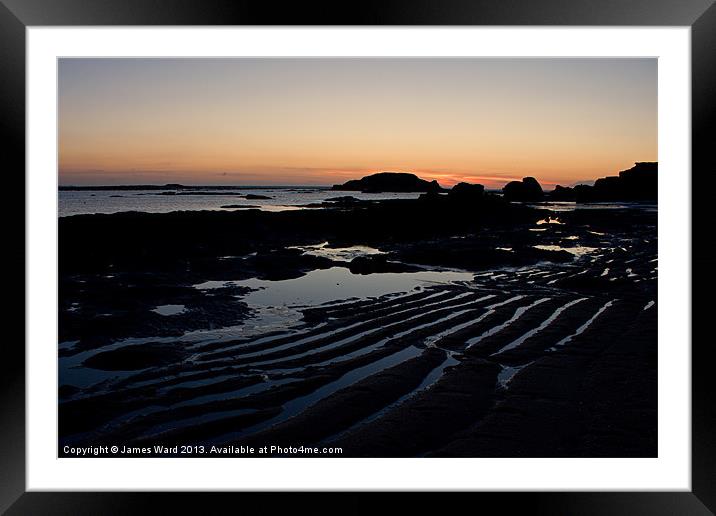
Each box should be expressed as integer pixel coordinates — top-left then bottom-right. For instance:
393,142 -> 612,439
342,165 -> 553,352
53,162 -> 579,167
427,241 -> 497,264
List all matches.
58,58 -> 657,458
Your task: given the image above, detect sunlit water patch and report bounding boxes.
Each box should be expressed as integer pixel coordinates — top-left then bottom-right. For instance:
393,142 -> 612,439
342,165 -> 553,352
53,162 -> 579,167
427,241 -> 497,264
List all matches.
288,242 -> 385,262
533,245 -> 599,257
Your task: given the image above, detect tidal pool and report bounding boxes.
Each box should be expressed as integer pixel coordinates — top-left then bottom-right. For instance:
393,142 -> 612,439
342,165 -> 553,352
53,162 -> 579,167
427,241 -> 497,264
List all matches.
233,267 -> 475,307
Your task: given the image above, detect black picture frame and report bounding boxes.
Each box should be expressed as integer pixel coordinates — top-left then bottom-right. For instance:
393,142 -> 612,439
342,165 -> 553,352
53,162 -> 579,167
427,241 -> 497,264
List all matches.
2,0 -> 714,513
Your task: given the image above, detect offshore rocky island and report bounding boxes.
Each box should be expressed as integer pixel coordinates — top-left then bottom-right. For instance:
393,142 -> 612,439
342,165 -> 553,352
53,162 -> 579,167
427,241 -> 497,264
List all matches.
58,163 -> 657,458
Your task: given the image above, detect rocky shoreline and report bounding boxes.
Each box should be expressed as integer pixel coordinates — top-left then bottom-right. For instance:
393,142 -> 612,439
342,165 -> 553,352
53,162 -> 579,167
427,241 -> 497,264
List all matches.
58,192 -> 657,458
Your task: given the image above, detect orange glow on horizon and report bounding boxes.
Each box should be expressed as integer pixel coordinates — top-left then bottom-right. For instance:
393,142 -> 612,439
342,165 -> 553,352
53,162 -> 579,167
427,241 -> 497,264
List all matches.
58,164 -> 634,190
59,58 -> 657,188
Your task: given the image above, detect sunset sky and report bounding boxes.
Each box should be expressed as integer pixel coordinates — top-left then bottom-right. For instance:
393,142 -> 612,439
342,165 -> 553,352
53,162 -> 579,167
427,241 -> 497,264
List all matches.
58,58 -> 657,189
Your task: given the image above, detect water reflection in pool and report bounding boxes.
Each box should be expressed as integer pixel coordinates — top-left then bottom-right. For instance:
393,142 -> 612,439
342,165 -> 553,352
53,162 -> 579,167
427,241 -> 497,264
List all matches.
232,267 -> 475,307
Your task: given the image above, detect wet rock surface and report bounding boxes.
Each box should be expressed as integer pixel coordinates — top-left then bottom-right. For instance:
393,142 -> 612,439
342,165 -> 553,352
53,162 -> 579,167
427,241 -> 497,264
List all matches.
82,343 -> 189,371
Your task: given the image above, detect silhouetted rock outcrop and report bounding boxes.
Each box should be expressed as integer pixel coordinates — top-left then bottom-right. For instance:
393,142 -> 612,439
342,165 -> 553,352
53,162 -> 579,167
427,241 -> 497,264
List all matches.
573,184 -> 594,201
448,182 -> 485,202
550,162 -> 657,202
617,162 -> 658,200
549,185 -> 576,201
332,172 -> 444,193
591,176 -> 622,201
503,177 -> 544,201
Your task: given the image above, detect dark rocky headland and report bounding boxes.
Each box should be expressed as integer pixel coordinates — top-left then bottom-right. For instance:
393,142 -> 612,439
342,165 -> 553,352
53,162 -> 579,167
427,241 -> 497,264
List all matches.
546,162 -> 657,202
59,167 -> 657,458
332,171 -> 444,193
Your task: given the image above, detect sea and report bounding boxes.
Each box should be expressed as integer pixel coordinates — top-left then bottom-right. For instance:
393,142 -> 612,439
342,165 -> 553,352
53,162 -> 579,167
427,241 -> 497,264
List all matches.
58,187 -> 657,217
58,186 -> 421,217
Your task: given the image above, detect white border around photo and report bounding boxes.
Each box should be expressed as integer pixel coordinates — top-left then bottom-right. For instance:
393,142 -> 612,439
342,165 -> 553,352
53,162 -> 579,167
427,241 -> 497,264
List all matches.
27,26 -> 690,491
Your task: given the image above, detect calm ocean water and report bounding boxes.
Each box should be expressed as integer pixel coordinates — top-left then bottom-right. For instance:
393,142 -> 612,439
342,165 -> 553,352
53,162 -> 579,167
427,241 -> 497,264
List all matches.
58,187 -> 421,217
59,187 -> 657,217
